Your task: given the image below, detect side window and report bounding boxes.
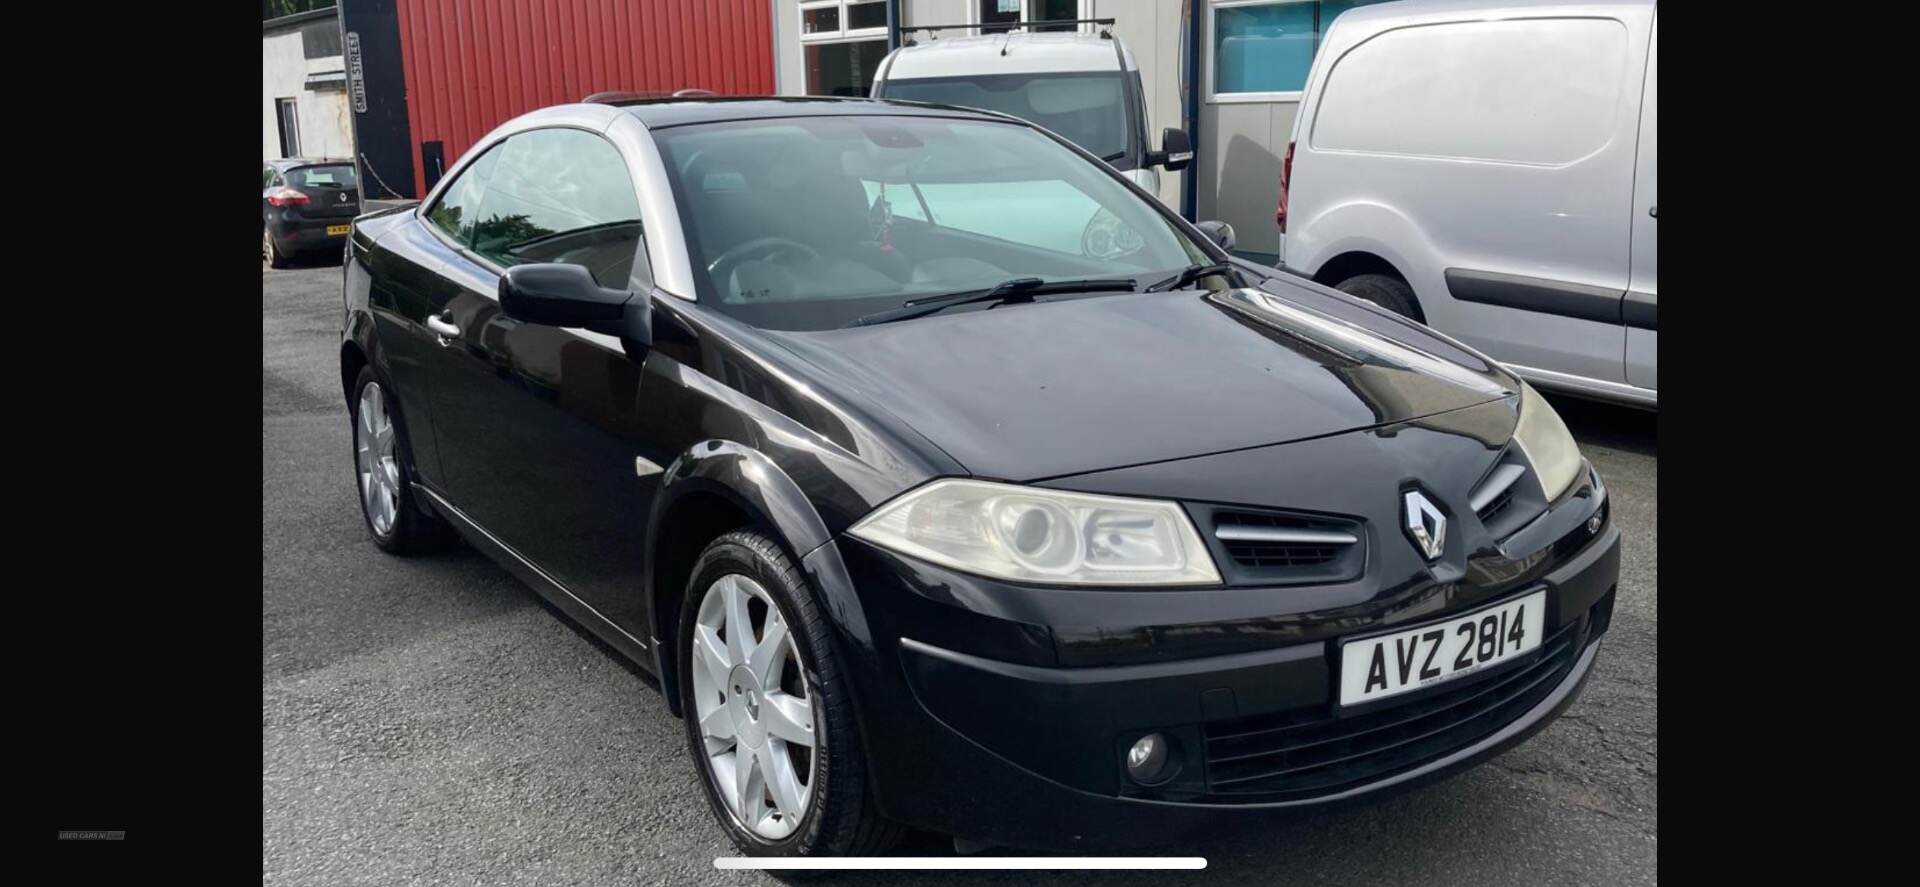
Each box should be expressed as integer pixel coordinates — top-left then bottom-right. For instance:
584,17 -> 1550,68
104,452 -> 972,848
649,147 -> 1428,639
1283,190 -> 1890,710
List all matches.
425,143 -> 503,247
467,128 -> 645,288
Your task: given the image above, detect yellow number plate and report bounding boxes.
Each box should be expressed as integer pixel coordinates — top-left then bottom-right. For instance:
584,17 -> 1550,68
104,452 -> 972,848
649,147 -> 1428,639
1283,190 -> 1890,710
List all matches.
325,224 -> 352,236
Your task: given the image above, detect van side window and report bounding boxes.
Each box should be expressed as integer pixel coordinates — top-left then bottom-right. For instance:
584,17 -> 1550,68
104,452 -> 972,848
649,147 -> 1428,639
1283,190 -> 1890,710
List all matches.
1310,18 -> 1629,165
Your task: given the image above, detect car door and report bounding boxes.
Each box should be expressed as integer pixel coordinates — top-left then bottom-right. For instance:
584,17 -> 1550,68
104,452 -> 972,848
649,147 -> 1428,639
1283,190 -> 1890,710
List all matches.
1624,15 -> 1657,392
365,146 -> 507,490
418,126 -> 658,633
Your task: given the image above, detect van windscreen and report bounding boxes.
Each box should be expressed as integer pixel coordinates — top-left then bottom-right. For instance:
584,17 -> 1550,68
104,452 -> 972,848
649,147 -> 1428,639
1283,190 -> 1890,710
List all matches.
881,72 -> 1128,164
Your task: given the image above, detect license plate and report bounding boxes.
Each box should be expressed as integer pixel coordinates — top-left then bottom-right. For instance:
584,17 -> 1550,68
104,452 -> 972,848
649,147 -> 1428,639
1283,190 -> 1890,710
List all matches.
326,224 -> 352,236
1339,590 -> 1545,707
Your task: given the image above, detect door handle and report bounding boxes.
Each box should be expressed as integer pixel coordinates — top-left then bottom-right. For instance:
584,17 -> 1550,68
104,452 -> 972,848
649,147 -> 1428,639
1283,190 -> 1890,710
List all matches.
426,313 -> 461,341
1649,205 -> 1657,218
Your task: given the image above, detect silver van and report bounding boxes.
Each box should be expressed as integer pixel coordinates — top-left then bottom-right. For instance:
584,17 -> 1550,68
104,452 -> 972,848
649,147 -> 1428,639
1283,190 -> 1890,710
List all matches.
871,24 -> 1192,195
1279,0 -> 1657,408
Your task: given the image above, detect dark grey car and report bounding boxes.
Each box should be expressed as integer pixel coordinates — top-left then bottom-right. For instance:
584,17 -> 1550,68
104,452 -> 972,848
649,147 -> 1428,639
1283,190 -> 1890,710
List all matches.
263,158 -> 361,268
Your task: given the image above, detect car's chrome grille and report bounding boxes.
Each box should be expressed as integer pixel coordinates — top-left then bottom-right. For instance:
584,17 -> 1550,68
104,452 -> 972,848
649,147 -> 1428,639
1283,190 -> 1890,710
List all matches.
1205,510 -> 1364,581
1470,451 -> 1545,540
1198,616 -> 1584,802
1470,463 -> 1525,525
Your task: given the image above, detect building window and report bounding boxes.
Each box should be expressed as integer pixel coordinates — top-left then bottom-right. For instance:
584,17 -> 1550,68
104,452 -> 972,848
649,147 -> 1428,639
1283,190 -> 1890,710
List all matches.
800,1 -> 887,96
275,98 -> 302,158
1208,1 -> 1383,102
973,1 -> 1085,34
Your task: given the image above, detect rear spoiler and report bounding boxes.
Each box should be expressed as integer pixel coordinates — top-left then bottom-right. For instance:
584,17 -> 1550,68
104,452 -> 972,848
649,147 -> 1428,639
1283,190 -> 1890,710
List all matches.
901,18 -> 1115,46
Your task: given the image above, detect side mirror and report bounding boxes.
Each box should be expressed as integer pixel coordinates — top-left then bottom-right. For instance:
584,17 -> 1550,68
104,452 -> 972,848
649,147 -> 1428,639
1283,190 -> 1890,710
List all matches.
498,263 -> 648,345
1154,128 -> 1194,172
1195,220 -> 1237,251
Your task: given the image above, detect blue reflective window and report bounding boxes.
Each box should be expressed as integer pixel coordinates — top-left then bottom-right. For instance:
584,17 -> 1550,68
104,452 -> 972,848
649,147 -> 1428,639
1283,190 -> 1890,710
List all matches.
1212,1 -> 1386,96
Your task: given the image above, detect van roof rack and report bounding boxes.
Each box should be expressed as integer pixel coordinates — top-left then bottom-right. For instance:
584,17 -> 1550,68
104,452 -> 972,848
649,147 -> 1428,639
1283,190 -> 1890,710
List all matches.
901,18 -> 1115,46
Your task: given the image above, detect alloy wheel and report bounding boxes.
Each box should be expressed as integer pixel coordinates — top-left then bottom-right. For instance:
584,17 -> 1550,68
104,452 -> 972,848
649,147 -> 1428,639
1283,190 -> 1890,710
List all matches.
691,573 -> 818,841
355,382 -> 402,536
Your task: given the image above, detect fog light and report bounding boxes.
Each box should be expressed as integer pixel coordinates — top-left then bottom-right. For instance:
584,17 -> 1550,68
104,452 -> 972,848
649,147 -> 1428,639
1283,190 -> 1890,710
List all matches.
1126,733 -> 1171,785
1587,512 -> 1604,535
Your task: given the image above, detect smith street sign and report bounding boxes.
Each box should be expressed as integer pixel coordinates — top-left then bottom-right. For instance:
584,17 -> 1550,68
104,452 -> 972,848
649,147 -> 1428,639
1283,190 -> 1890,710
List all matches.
345,31 -> 369,114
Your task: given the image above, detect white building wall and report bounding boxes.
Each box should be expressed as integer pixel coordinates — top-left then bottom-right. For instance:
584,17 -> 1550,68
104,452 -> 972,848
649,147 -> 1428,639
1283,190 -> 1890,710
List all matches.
262,27 -> 354,161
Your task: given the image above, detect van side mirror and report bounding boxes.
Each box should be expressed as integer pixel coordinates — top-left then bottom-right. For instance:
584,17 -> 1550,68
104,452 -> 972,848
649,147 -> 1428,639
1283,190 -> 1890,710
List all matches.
1195,220 -> 1236,251
1154,128 -> 1193,172
499,263 -> 649,346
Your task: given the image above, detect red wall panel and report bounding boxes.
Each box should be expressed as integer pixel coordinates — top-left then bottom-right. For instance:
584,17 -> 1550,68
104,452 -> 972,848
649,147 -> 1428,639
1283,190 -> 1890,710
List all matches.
395,0 -> 776,197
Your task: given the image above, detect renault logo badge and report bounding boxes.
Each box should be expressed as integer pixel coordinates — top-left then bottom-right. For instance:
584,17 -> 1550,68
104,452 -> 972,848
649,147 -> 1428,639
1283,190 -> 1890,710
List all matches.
1403,490 -> 1446,561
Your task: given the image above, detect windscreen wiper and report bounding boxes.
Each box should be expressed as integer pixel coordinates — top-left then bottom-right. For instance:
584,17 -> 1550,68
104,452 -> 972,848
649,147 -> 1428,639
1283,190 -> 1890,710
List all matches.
1146,262 -> 1242,293
850,276 -> 1138,327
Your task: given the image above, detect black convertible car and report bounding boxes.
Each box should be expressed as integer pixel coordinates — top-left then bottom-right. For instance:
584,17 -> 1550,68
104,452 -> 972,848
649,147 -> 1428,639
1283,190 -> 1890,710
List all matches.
339,96 -> 1618,857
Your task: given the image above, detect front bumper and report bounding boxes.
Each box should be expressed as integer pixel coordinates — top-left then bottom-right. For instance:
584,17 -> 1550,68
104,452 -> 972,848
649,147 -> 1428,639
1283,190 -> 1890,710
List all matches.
806,466 -> 1619,851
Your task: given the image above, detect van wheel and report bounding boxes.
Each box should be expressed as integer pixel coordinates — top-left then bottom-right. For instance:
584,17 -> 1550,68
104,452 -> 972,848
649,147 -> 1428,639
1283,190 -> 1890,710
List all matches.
1335,273 -> 1420,321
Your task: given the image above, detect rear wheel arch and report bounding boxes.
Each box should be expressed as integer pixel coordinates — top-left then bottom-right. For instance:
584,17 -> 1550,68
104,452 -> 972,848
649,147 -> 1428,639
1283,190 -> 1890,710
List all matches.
339,340 -> 370,404
1313,251 -> 1423,321
340,310 -> 385,402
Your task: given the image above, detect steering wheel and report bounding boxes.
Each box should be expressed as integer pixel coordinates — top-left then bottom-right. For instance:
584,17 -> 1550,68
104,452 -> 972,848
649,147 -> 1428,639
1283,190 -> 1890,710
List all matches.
706,237 -> 820,296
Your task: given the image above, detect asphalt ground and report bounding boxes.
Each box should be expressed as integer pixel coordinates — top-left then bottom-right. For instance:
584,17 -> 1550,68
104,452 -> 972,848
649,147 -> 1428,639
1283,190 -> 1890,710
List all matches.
264,258 -> 1656,885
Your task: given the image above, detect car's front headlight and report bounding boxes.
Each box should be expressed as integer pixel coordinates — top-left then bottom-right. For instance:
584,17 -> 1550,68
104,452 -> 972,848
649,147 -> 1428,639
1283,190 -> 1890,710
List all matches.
1512,380 -> 1584,501
847,479 -> 1221,586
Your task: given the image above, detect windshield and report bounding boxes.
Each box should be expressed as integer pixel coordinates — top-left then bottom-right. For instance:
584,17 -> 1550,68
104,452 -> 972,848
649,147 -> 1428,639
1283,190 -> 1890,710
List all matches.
654,115 -> 1204,331
881,72 -> 1130,161
288,164 -> 358,189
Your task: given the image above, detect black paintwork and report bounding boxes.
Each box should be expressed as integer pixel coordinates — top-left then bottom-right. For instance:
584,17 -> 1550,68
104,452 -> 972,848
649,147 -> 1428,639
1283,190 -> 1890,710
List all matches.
339,99 -> 1619,850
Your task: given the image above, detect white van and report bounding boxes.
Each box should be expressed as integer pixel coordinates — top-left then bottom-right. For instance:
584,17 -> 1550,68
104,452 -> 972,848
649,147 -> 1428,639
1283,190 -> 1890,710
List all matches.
1278,0 -> 1657,408
870,24 -> 1192,194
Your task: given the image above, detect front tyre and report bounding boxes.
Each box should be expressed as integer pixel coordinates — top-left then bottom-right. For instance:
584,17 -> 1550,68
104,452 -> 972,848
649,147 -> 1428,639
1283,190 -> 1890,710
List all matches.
679,530 -> 902,860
